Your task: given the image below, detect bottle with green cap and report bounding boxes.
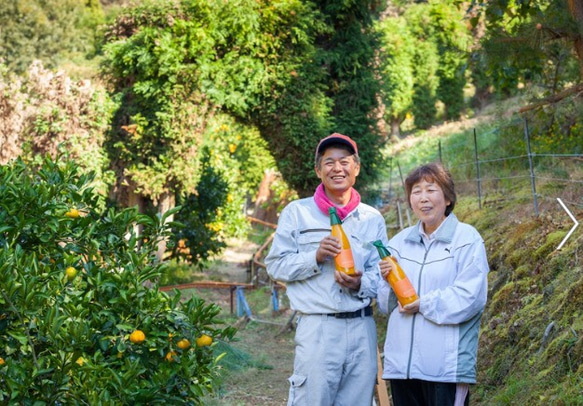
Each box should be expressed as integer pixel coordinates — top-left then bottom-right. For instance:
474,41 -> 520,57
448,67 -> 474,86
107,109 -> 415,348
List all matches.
329,207 -> 355,275
372,240 -> 418,306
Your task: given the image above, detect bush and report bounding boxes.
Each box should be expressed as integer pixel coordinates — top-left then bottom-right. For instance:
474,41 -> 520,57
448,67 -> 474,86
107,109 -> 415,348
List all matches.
170,148 -> 229,267
0,156 -> 236,404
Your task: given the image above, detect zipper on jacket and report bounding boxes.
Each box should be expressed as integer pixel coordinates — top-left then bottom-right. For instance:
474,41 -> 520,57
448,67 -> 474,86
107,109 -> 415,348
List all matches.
406,241 -> 433,379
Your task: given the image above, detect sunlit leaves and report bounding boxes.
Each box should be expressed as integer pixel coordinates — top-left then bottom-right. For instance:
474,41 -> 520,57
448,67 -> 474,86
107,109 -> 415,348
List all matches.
0,156 -> 236,403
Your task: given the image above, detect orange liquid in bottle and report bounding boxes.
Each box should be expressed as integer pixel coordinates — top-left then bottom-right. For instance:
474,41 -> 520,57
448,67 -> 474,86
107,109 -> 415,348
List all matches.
329,207 -> 355,275
373,240 -> 419,306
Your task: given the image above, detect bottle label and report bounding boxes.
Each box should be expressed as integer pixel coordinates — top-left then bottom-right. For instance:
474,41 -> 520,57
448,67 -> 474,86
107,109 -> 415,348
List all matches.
392,278 -> 416,299
336,248 -> 355,269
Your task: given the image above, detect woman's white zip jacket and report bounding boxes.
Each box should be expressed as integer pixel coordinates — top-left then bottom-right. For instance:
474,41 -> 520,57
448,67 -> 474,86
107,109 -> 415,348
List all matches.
378,213 -> 489,383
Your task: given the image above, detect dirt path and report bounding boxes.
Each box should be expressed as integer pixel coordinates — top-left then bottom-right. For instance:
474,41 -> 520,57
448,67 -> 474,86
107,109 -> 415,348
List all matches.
209,318 -> 295,405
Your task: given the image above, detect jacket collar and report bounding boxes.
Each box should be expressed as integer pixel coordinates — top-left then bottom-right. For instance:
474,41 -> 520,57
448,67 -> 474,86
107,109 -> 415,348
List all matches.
405,213 -> 459,244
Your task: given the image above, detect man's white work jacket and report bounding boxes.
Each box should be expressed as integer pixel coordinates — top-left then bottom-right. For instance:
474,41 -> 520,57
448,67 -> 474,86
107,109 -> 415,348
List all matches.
378,213 -> 489,383
265,197 -> 388,314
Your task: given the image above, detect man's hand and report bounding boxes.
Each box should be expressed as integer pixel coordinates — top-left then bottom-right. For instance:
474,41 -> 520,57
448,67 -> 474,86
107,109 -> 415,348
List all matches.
334,270 -> 362,291
316,236 -> 341,264
317,236 -> 362,290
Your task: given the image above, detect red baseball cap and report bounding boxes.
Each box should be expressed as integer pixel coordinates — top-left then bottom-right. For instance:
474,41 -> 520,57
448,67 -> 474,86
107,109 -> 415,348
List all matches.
315,133 -> 358,163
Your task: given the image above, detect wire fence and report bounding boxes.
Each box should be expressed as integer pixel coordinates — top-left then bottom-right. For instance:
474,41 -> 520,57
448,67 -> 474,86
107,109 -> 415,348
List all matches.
381,117 -> 583,228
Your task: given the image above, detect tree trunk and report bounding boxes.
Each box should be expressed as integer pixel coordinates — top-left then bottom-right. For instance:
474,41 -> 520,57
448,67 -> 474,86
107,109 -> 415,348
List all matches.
127,185 -> 146,241
568,0 -> 583,79
575,37 -> 583,80
253,169 -> 279,225
156,191 -> 176,262
390,117 -> 401,138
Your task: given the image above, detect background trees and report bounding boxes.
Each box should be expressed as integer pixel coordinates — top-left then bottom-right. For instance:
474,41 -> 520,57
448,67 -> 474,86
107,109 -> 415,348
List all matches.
2,0 -> 583,403
2,0 -> 582,265
467,0 -> 583,149
378,1 -> 472,135
377,14 -> 415,138
0,0 -> 104,75
468,0 -> 583,96
101,0 -> 387,224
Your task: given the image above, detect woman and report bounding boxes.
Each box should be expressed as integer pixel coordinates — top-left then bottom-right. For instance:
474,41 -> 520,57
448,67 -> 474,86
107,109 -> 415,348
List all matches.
378,162 -> 489,406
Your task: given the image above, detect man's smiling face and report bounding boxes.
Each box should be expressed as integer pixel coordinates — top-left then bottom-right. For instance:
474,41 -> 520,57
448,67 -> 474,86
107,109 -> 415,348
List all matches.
315,147 -> 360,197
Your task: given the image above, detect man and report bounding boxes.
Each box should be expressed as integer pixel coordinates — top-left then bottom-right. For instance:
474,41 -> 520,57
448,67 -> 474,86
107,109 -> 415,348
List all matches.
265,133 -> 389,406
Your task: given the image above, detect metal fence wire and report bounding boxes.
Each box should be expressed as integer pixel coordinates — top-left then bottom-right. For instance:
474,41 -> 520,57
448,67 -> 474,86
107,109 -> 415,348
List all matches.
383,118 -> 583,223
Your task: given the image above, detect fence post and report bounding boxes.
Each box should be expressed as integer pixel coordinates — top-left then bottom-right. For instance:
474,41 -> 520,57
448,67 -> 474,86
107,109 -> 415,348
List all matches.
438,140 -> 443,163
397,160 -> 406,197
397,161 -> 412,226
236,287 -> 252,318
271,287 -> 279,313
387,157 -> 393,202
524,118 -> 539,216
473,129 -> 482,209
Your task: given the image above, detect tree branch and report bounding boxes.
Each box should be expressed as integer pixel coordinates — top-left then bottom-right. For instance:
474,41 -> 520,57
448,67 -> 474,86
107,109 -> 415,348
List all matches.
517,83 -> 583,113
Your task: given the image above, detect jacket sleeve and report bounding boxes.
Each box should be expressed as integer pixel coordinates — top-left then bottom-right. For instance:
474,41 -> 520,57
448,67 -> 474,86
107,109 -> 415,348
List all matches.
357,218 -> 392,301
420,237 -> 489,325
377,279 -> 397,314
265,206 -> 322,283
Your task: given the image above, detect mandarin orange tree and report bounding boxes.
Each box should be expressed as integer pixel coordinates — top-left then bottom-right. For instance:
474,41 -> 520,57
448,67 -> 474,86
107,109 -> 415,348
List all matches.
0,156 -> 236,404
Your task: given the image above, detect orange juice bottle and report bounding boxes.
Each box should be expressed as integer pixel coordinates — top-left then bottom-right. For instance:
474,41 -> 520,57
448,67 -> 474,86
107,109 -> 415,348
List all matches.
372,240 -> 418,306
329,207 -> 355,275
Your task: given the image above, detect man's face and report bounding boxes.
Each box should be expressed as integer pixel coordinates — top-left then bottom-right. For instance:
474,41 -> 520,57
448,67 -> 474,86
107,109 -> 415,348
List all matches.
315,147 -> 360,194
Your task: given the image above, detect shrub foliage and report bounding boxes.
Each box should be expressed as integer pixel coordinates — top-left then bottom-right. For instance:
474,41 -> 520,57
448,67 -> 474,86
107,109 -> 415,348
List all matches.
0,156 -> 236,403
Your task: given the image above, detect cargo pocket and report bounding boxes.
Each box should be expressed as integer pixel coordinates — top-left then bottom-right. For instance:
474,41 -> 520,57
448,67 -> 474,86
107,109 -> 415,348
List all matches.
297,230 -> 328,252
287,374 -> 307,405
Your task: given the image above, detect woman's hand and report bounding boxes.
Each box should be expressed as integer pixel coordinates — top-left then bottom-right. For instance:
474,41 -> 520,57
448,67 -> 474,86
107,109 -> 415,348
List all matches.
398,299 -> 420,314
379,259 -> 393,280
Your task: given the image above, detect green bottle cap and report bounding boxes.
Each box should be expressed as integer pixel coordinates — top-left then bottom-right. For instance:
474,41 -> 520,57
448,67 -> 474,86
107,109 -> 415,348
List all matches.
329,207 -> 341,225
372,240 -> 390,258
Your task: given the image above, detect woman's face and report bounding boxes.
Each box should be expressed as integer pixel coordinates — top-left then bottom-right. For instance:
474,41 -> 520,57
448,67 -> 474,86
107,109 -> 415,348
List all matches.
409,178 -> 450,235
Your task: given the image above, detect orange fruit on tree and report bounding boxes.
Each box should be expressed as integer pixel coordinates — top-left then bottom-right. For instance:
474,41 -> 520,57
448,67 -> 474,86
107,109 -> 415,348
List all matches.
129,330 -> 146,344
177,339 -> 191,350
65,208 -> 80,218
196,334 -> 213,347
0,357 -> 5,365
165,351 -> 177,362
65,267 -> 77,281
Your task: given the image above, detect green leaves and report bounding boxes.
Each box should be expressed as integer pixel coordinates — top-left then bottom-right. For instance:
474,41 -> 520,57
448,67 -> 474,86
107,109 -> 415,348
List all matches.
471,0 -> 583,97
0,0 -> 105,74
0,156 -> 236,403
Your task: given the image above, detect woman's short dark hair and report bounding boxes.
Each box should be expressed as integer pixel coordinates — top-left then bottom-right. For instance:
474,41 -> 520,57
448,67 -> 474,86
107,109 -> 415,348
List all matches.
405,162 -> 456,216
